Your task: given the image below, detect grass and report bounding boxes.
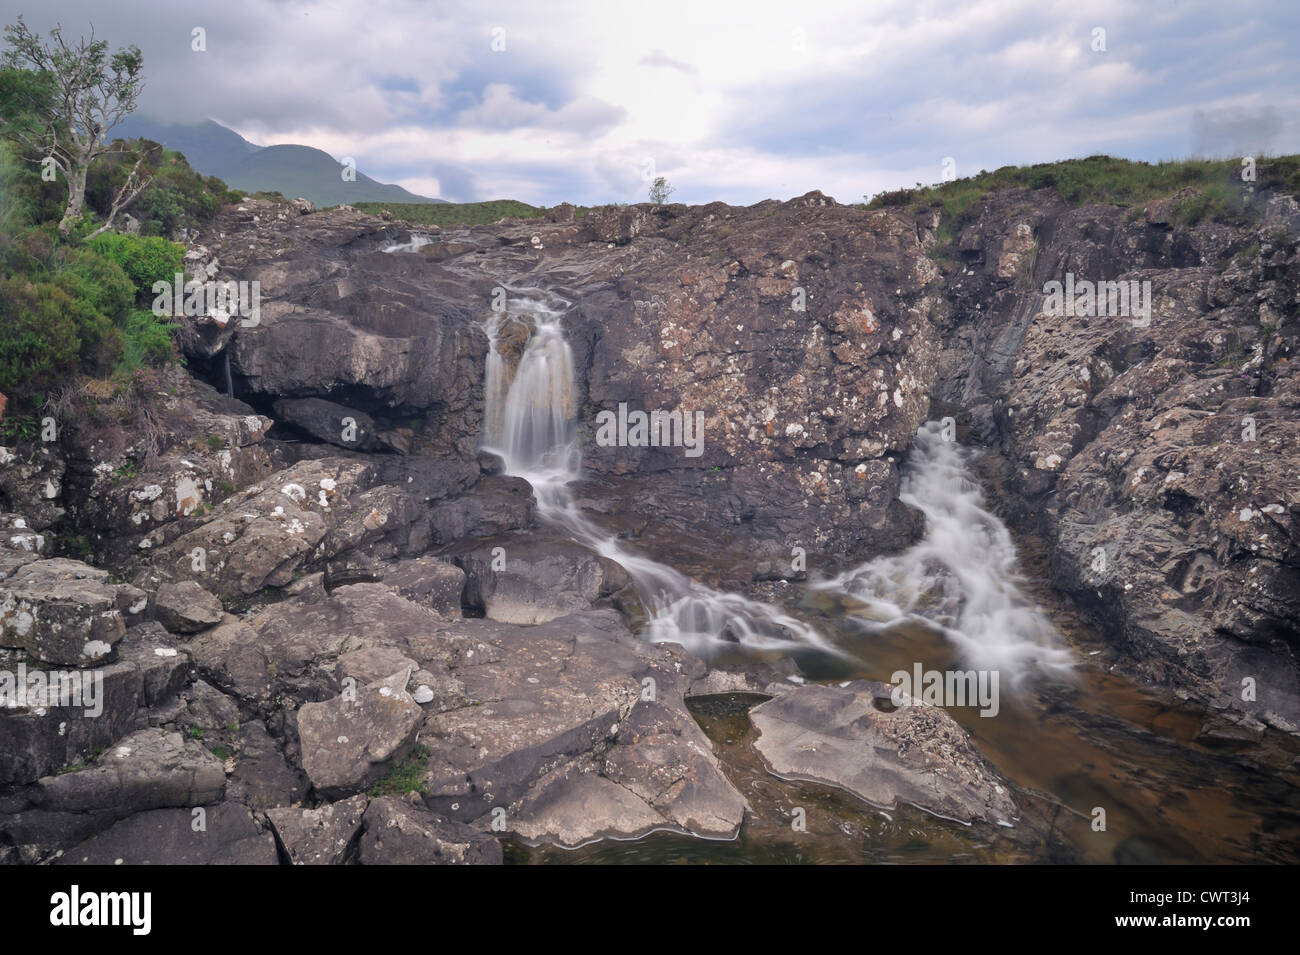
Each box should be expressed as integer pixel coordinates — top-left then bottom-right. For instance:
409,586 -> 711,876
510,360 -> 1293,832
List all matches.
366,744 -> 430,797
111,460 -> 141,483
864,154 -> 1300,249
0,413 -> 43,444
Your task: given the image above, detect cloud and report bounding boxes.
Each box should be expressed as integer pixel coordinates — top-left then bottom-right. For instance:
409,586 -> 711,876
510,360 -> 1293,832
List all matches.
640,50 -> 696,74
1,0 -> 1296,204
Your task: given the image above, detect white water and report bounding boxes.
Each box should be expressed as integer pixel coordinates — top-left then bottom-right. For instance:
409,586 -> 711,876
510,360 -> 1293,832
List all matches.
816,421 -> 1075,682
381,232 -> 437,253
479,287 -> 839,658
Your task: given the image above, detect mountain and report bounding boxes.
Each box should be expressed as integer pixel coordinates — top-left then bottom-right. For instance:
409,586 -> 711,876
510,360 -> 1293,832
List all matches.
110,117 -> 444,206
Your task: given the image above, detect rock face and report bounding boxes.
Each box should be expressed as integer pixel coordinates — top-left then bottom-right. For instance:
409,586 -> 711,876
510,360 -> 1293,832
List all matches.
2,178 -> 1298,864
750,681 -> 1019,826
929,187 -> 1300,732
174,195 -> 937,571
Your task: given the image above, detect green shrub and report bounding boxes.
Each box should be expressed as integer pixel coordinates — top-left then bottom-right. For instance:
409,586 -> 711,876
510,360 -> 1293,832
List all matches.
118,308 -> 176,373
54,247 -> 135,321
0,276 -> 81,413
87,232 -> 183,298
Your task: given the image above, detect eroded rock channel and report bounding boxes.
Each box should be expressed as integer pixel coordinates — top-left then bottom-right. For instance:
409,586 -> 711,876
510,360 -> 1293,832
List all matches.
2,189 -> 1297,864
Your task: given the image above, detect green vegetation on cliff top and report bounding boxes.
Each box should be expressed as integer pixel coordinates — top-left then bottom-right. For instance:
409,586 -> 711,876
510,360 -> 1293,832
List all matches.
864,153 -> 1300,225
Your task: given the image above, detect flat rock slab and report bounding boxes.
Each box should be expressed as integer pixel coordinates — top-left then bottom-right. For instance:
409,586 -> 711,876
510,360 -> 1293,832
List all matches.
33,727 -> 225,816
750,680 -> 1019,826
267,794 -> 369,864
56,802 -> 278,865
506,765 -> 667,847
359,795 -> 502,864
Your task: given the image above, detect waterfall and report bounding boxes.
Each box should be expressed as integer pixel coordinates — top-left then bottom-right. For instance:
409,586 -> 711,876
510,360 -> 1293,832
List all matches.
816,421 -> 1074,681
223,349 -> 234,397
479,287 -> 838,658
381,232 -> 437,253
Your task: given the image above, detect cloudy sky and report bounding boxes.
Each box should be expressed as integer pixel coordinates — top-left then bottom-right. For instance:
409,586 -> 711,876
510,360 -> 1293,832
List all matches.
3,0 -> 1297,204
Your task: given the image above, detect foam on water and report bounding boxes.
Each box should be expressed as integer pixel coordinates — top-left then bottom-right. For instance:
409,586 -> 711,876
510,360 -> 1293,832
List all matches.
816,420 -> 1075,682
381,233 -> 437,253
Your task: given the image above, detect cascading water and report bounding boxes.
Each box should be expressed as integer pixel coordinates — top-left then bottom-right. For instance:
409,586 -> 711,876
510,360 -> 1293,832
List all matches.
816,421 -> 1075,682
479,287 -> 838,657
381,232 -> 438,253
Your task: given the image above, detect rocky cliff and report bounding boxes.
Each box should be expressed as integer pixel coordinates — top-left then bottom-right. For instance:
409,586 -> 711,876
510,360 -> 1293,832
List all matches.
2,175 -> 1297,864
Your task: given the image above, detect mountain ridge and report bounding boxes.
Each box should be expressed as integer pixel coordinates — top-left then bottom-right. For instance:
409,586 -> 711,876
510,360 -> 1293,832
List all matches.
110,117 -> 445,206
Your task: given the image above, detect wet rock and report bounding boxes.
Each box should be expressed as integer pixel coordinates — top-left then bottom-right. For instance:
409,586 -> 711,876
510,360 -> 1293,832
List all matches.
427,474 -> 534,544
933,186 -> 1300,731
273,396 -> 380,451
750,680 -> 1019,825
602,693 -> 747,837
451,532 -> 629,624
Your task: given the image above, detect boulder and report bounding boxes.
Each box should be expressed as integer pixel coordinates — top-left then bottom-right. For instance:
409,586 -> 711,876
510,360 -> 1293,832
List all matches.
0,559 -> 146,665
267,793 -> 368,864
296,670 -> 423,798
153,580 -> 224,634
749,680 -> 1019,826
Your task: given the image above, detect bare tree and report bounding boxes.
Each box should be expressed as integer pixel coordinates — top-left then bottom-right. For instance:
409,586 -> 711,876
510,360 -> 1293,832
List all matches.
1,16 -> 146,236
649,176 -> 675,205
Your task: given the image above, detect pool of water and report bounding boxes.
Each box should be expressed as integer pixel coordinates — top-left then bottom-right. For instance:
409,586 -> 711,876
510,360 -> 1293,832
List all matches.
508,539 -> 1300,866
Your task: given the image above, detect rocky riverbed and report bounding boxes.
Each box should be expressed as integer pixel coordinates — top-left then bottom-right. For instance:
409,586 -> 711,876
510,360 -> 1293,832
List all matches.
2,184 -> 1297,864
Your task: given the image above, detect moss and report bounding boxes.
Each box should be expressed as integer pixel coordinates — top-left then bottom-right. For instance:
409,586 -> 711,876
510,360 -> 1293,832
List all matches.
366,744 -> 431,797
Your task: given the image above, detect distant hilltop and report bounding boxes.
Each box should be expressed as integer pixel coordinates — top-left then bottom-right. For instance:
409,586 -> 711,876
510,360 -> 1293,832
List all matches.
111,117 -> 445,207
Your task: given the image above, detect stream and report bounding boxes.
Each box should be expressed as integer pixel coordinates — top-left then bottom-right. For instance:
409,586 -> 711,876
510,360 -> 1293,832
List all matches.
471,284 -> 1300,865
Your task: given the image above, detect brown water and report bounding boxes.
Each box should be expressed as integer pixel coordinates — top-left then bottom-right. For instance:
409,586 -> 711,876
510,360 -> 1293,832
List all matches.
510,541 -> 1300,866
